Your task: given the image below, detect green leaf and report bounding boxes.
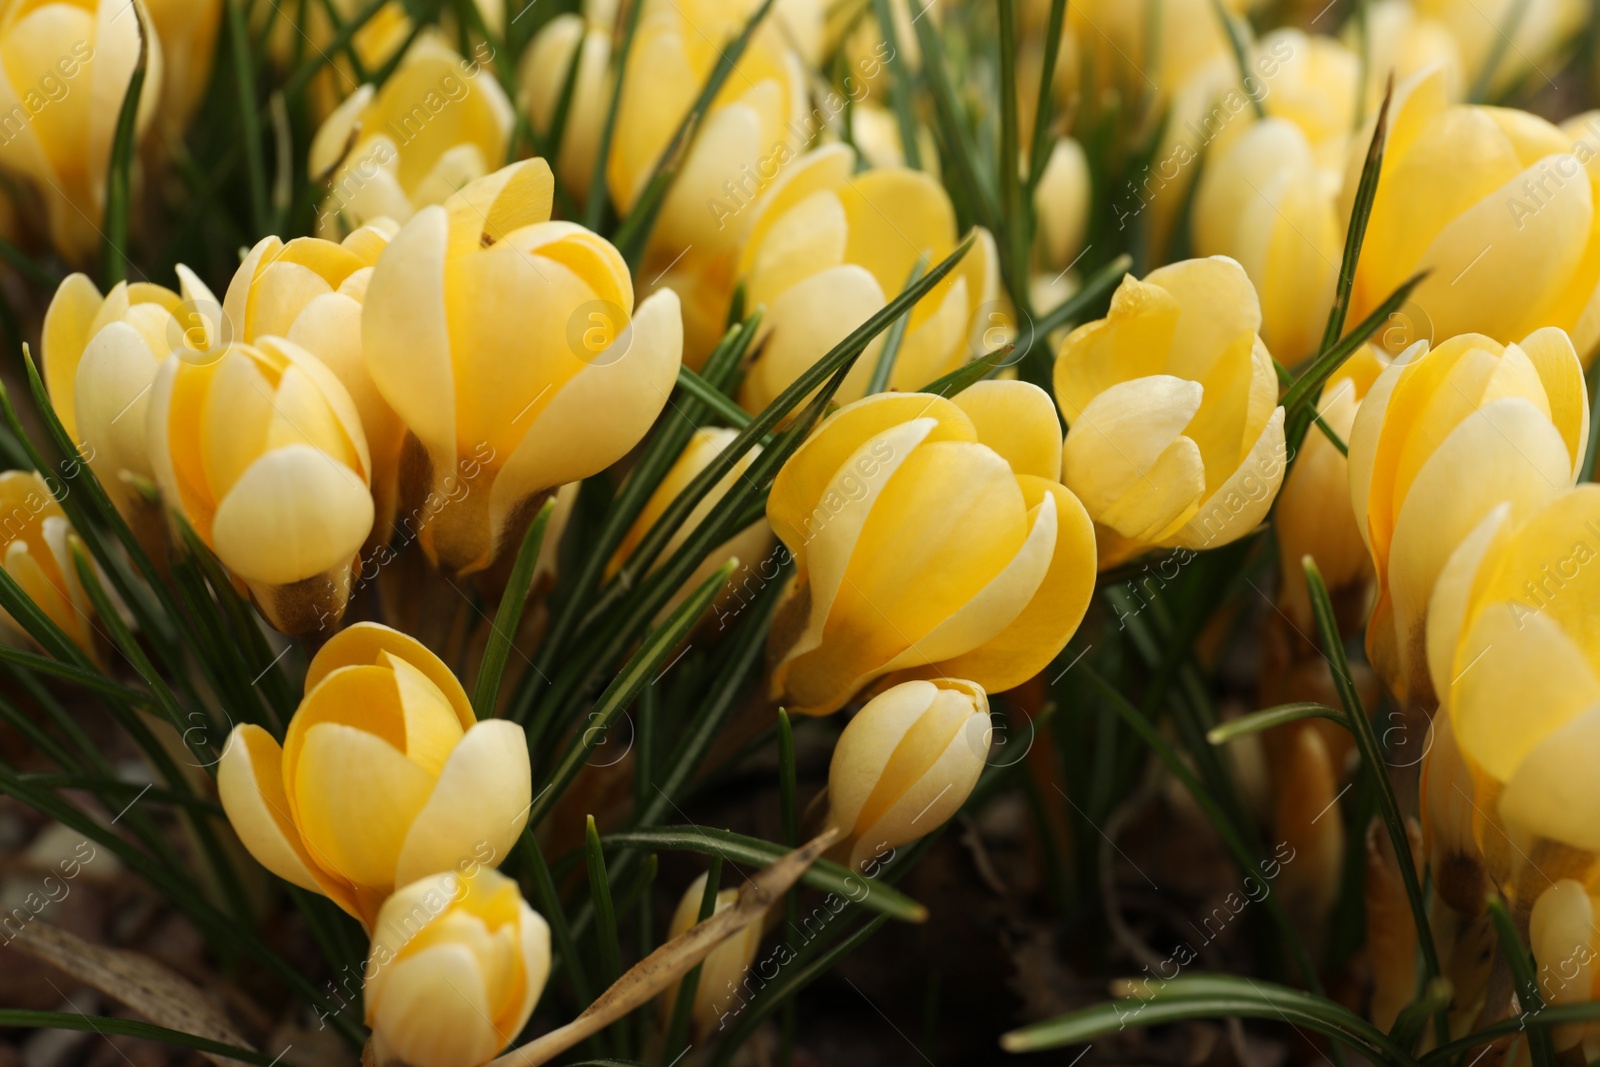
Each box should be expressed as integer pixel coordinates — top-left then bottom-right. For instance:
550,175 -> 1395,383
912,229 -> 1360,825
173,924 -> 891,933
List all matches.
584,815 -> 626,1056
1025,0 -> 1068,191
600,826 -> 928,923
1389,978 -> 1453,1055
102,7 -> 149,284
917,343 -> 1014,398
1468,0 -> 1533,102
282,0 -> 388,99
872,0 -> 920,170
474,499 -> 555,718
868,255 -> 929,395
914,11 -> 997,229
677,365 -> 755,430
1206,702 -> 1345,745
226,0 -> 269,237
528,561 -> 735,828
0,1011 -> 292,1067
996,0 -> 1028,306
1303,557 -> 1446,1045
1000,983 -> 1410,1065
583,0 -> 648,230
1283,271 -> 1426,452
1032,252 -> 1134,338
1488,895 -> 1554,1067
1319,74 -> 1393,356
1208,0 -> 1266,119
517,831 -> 594,1013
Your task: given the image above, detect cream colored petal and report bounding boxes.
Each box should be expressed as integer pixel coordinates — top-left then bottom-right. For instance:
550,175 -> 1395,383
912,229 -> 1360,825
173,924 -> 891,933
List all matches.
1453,608 -> 1600,782
1062,375 -> 1205,533
1500,707 -> 1600,852
394,720 -> 532,887
364,205 -> 457,466
485,288 -> 682,559
74,321 -> 160,480
850,698 -> 986,870
1516,327 -> 1590,475
744,189 -> 848,314
216,724 -> 325,894
306,621 -> 474,727
825,680 -> 938,834
740,264 -> 886,412
1052,275 -> 1179,421
950,380 -> 1061,481
42,273 -> 104,442
1171,406 -> 1287,549
1142,255 -> 1262,382
372,945 -> 502,1067
309,84 -> 374,179
1347,340 -> 1422,554
1388,397 -> 1574,698
1425,502 -> 1512,709
294,721 -> 435,890
211,446 -> 374,586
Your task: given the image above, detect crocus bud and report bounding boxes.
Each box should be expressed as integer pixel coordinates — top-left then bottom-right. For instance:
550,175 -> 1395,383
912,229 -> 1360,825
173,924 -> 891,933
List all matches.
146,337 -> 374,634
735,145 -> 999,411
825,678 -> 990,871
224,227 -> 405,533
849,104 -> 938,174
1035,138 -> 1089,273
362,159 -> 683,576
0,471 -> 96,657
660,872 -> 763,1038
309,38 -> 513,238
366,867 -> 550,1067
0,0 -> 162,262
767,381 -> 1095,716
1530,880 -> 1600,1058
142,0 -> 219,136
1426,485 -> 1600,902
1274,347 -> 1383,628
609,427 -> 774,622
1053,256 -> 1287,568
1344,66 -> 1600,361
515,11 -> 609,203
42,266 -> 221,548
218,622 -> 531,927
1349,327 -> 1587,710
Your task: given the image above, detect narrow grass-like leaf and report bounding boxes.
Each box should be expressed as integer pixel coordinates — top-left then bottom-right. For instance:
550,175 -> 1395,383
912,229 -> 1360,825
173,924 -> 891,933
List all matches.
583,0 -> 647,230
601,826 -> 928,922
1584,354 -> 1600,481
518,832 -> 594,1011
282,0 -> 387,99
1319,75 -> 1392,355
872,0 -> 920,170
102,7 -> 148,284
996,0 -> 1029,304
0,1011 -> 288,1067
867,255 -> 928,395
1489,895 -> 1554,1067
914,10 -> 997,228
1303,557 -> 1445,1044
528,561 -> 735,828
1000,990 -> 1409,1065
1283,271 -> 1426,451
584,815 -> 626,1057
1209,0 -> 1265,118
226,0 -> 269,235
611,0 -> 779,264
0,557 -> 96,666
1468,0 -> 1533,102
662,856 -> 721,1060
677,366 -> 754,430
475,499 -> 555,718
1421,1003 -> 1600,1064
0,693 -> 80,770
542,36 -> 588,177
917,344 -> 1013,398
1206,703 -> 1345,744
1025,0 -> 1068,190
1389,978 -> 1453,1055
776,708 -> 799,1064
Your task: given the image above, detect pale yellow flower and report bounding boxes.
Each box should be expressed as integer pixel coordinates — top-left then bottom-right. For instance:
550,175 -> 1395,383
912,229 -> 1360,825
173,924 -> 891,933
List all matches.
147,337 -> 374,634
0,0 -> 163,261
366,867 -> 550,1067
825,677 -> 990,871
142,0 -> 219,135
1034,137 -> 1088,274
1053,256 -> 1286,567
660,871 -> 764,1037
310,38 -> 513,238
218,622 -> 531,927
225,225 -> 405,533
735,145 -> 999,412
1348,327 -> 1588,709
42,266 -> 220,543
0,470 -> 96,656
361,159 -> 683,575
1530,879 -> 1600,1059
767,382 -> 1095,716
1344,67 -> 1600,362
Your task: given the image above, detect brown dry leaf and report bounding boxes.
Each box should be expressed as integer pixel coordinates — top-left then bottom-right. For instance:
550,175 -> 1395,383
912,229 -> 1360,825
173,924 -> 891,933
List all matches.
7,920 -> 258,1067
476,826 -> 841,1067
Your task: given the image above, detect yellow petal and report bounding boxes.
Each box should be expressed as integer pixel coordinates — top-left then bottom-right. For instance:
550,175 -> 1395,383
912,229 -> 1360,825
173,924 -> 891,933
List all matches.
1063,375 -> 1205,538
307,621 -> 474,726
1172,406 -> 1287,550
41,273 -> 104,442
394,720 -> 531,886
216,724 -> 332,896
211,445 -> 373,586
371,944 -> 502,1067
1500,707 -> 1600,852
